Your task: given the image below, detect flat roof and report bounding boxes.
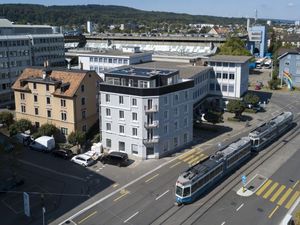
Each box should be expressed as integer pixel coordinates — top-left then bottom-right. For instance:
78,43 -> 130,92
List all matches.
206,55 -> 252,63
135,61 -> 211,79
71,49 -> 152,57
107,66 -> 176,77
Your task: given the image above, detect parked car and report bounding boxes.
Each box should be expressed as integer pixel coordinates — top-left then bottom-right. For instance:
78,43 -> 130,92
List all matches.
52,149 -> 73,159
29,136 -> 55,152
100,151 -> 129,167
71,154 -> 95,167
13,133 -> 33,146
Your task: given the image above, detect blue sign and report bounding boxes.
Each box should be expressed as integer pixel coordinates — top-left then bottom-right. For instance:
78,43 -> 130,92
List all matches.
23,192 -> 30,217
242,175 -> 247,185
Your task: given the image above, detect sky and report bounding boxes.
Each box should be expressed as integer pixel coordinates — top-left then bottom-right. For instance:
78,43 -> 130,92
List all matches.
2,0 -> 299,20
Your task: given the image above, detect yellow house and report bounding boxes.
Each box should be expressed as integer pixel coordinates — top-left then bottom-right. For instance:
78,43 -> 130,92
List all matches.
12,67 -> 102,137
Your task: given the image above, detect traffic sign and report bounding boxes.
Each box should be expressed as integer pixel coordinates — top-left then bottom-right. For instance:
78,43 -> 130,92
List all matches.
242,175 -> 247,185
23,192 -> 30,217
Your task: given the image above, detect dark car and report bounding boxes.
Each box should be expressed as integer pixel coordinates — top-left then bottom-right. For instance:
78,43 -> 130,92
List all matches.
100,152 -> 129,167
52,149 -> 73,159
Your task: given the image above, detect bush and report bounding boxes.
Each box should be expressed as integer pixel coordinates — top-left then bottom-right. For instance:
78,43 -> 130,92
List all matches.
68,131 -> 86,146
268,78 -> 280,90
15,119 -> 32,132
227,100 -> 246,118
244,93 -> 260,106
91,133 -> 101,143
244,108 -> 257,114
0,111 -> 14,126
38,124 -> 59,137
9,124 -> 18,136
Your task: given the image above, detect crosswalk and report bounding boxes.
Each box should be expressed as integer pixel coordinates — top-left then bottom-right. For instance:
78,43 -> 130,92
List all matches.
178,149 -> 207,166
256,179 -> 299,209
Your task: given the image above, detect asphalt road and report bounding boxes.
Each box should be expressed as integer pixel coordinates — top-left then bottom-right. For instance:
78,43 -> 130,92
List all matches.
56,91 -> 300,225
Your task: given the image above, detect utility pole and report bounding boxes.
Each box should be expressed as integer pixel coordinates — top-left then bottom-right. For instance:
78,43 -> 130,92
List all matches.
41,194 -> 46,225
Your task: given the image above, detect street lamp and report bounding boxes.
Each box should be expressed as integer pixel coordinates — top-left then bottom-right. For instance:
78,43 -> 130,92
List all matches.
41,194 -> 46,225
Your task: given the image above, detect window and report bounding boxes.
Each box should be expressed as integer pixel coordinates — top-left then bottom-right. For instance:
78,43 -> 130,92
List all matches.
132,128 -> 138,136
33,83 -> 36,89
216,84 -> 221,91
184,117 -> 188,128
61,112 -> 67,121
174,107 -> 178,116
34,95 -> 38,102
132,112 -> 137,121
119,96 -> 124,104
164,125 -> 168,133
106,94 -> 110,102
184,104 -> 188,113
47,110 -> 51,118
185,91 -> 188,100
173,94 -> 179,103
82,125 -> 87,132
174,121 -> 178,130
20,93 -> 25,100
106,139 -> 111,148
174,137 -> 178,147
82,110 -> 86,119
163,142 -> 168,152
119,141 -> 125,152
21,105 -> 26,113
35,122 -> 40,128
132,98 -> 137,106
81,84 -> 85,92
216,73 -> 221,79
119,110 -> 124,119
216,62 -> 222,67
81,97 -> 85,105
131,144 -> 138,155
222,73 -> 228,79
106,123 -> 111,131
35,107 -> 39,115
229,73 -> 235,80
46,97 -> 51,104
184,133 -> 188,144
164,111 -> 168,120
228,85 -> 234,92
46,84 -> 49,91
61,127 -> 68,135
164,96 -> 168,105
106,108 -> 111,116
119,125 -> 124,134
222,84 -> 228,92
229,63 -> 235,67
61,99 -> 66,107
210,83 -> 215,91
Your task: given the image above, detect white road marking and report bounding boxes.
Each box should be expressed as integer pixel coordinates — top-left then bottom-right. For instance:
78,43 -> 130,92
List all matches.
236,203 -> 244,211
155,190 -> 170,200
124,211 -> 139,223
221,222 -> 226,225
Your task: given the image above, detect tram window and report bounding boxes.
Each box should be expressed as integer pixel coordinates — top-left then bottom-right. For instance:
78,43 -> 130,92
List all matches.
255,140 -> 259,146
176,186 -> 183,197
183,187 -> 191,197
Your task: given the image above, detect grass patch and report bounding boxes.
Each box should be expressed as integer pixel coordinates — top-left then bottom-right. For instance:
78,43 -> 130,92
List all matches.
227,117 -> 240,122
295,209 -> 300,225
244,108 -> 257,114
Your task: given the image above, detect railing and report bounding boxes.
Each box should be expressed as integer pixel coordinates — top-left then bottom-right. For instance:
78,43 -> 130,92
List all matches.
143,136 -> 160,144
144,121 -> 159,129
144,105 -> 158,113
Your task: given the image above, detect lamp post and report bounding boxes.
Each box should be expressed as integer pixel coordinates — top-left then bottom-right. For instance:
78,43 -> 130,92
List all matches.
41,194 -> 46,225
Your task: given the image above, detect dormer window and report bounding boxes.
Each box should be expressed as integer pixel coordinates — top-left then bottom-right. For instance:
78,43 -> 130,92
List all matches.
81,84 -> 85,92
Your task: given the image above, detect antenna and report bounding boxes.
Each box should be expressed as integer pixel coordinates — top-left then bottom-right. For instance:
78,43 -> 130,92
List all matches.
255,9 -> 258,24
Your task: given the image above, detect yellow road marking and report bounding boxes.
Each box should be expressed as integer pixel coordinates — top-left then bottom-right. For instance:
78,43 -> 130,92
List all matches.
277,188 -> 293,206
268,205 -> 279,219
270,185 -> 286,202
145,174 -> 159,183
170,161 -> 181,168
263,182 -> 279,199
285,191 -> 300,209
179,149 -> 196,160
256,180 -> 272,196
182,154 -> 196,162
78,211 -> 97,224
113,190 -> 129,202
292,180 -> 300,189
187,154 -> 205,164
189,155 -> 208,166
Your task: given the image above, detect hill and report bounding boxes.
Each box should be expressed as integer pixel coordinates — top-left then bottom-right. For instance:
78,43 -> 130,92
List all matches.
1,4 -> 248,27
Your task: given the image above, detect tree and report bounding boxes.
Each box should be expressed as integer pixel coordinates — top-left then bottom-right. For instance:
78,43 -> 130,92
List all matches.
37,124 -> 59,137
68,131 -> 86,147
227,100 -> 246,118
268,78 -> 281,90
218,37 -> 252,56
9,119 -> 32,135
204,111 -> 223,124
0,111 -> 14,126
244,93 -> 260,106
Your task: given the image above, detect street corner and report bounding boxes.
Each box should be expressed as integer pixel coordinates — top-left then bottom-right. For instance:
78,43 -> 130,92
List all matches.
236,174 -> 267,197
237,187 -> 254,197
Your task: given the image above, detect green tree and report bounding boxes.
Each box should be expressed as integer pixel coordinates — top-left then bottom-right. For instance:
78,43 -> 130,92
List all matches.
204,111 -> 223,124
11,119 -> 32,134
227,100 -> 246,118
0,111 -> 14,126
268,78 -> 281,90
218,37 -> 252,56
68,131 -> 86,147
37,124 -> 59,137
244,93 -> 260,106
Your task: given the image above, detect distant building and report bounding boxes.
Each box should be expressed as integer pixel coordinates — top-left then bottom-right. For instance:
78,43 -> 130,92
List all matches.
87,21 -> 93,34
295,21 -> 300,26
100,66 -> 194,159
282,34 -> 300,48
12,67 -> 102,136
278,49 -> 300,87
247,25 -> 267,58
208,27 -> 229,37
0,19 -> 65,108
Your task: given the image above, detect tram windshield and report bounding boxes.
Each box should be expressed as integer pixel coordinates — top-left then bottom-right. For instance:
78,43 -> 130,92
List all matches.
176,185 -> 183,197
183,187 -> 191,197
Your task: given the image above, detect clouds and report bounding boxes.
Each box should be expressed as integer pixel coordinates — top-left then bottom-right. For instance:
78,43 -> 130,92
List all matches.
288,2 -> 294,7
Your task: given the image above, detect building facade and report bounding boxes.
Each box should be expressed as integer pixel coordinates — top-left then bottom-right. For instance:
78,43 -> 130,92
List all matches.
247,25 -> 267,58
0,19 -> 65,108
100,66 -> 194,159
12,67 -> 102,137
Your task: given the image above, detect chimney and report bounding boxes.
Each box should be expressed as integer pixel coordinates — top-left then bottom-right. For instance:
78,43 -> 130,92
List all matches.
80,61 -> 83,70
42,70 -> 47,79
46,60 -> 49,68
44,61 -> 47,68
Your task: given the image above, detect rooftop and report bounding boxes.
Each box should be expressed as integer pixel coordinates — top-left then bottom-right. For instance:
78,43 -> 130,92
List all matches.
69,48 -> 152,57
108,66 -> 176,78
206,55 -> 252,63
0,18 -> 51,28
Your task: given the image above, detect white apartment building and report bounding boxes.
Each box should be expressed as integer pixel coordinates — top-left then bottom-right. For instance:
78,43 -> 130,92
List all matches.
0,19 -> 65,108
100,66 -> 194,159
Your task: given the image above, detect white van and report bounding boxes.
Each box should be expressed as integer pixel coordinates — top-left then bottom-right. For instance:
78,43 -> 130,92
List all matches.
29,136 -> 55,152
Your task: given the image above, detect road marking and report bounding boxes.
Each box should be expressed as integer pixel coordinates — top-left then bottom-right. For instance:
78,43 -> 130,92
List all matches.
277,188 -> 293,206
78,211 -> 97,224
221,222 -> 226,225
256,179 -> 272,196
263,182 -> 279,199
236,203 -> 244,211
285,191 -> 300,209
179,149 -> 196,160
188,153 -> 205,164
182,154 -> 196,162
189,155 -> 208,166
113,183 -> 119,188
170,161 -> 181,168
145,174 -> 159,183
113,190 -> 129,202
292,180 -> 299,189
268,205 -> 279,219
124,211 -> 139,223
155,190 -> 170,200
270,185 -> 286,202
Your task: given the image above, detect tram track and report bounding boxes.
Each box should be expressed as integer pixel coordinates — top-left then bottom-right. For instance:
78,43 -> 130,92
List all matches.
150,114 -> 300,225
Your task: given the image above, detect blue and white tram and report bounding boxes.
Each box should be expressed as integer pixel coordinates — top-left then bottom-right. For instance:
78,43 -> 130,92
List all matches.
249,111 -> 293,151
175,137 -> 252,205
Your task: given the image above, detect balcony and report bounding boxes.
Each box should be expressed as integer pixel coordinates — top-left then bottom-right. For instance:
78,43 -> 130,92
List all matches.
143,136 -> 160,145
144,120 -> 159,129
144,105 -> 158,113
